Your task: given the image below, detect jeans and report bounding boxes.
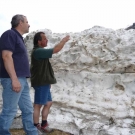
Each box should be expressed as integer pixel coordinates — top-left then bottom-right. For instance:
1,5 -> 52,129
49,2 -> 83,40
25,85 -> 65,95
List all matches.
0,78 -> 38,135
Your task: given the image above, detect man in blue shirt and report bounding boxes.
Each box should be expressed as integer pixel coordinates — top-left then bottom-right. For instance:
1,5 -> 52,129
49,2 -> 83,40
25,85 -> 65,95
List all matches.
0,14 -> 38,135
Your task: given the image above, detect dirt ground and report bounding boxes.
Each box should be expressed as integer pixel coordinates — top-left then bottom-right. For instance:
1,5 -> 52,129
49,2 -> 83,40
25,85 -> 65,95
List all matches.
10,128 -> 72,135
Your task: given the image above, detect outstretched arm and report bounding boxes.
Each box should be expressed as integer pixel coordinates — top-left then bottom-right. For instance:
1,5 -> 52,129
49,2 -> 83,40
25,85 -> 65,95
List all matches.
53,35 -> 70,54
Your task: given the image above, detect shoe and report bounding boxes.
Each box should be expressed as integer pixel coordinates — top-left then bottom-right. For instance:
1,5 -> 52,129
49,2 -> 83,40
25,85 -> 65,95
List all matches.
41,123 -> 53,133
36,123 -> 43,133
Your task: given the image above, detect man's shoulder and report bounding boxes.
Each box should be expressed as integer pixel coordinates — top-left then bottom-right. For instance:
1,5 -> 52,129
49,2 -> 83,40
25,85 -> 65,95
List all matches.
35,48 -> 44,50
1,29 -> 16,38
34,48 -> 53,52
32,48 -> 53,59
36,48 -> 53,50
35,48 -> 53,55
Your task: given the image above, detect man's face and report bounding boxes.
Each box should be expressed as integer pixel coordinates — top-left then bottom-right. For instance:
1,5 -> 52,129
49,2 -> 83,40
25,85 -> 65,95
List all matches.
40,34 -> 48,47
20,16 -> 30,34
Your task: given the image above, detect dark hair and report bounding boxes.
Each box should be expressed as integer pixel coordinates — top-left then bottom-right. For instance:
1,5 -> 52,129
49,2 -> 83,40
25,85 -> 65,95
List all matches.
33,32 -> 45,46
11,14 -> 25,28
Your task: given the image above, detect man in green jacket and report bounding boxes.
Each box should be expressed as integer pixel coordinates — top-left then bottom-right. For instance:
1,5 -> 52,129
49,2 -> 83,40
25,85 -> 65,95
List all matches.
30,32 -> 70,133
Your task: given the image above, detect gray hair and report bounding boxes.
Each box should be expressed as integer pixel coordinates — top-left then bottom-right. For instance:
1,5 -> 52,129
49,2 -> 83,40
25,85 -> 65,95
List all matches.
11,14 -> 26,28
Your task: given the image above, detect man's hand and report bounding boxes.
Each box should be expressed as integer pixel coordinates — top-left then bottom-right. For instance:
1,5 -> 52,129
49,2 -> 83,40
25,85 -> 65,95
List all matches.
12,79 -> 21,93
53,35 -> 70,54
61,35 -> 70,42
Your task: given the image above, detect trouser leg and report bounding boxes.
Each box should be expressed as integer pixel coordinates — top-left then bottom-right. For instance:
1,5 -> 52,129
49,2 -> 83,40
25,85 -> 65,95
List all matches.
18,78 -> 38,135
0,78 -> 21,135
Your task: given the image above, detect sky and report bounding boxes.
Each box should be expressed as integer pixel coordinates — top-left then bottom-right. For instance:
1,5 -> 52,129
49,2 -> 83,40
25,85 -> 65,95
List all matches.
0,0 -> 135,37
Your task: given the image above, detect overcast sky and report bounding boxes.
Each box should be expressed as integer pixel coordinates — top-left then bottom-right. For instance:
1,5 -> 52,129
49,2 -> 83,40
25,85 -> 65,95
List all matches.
0,0 -> 135,37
